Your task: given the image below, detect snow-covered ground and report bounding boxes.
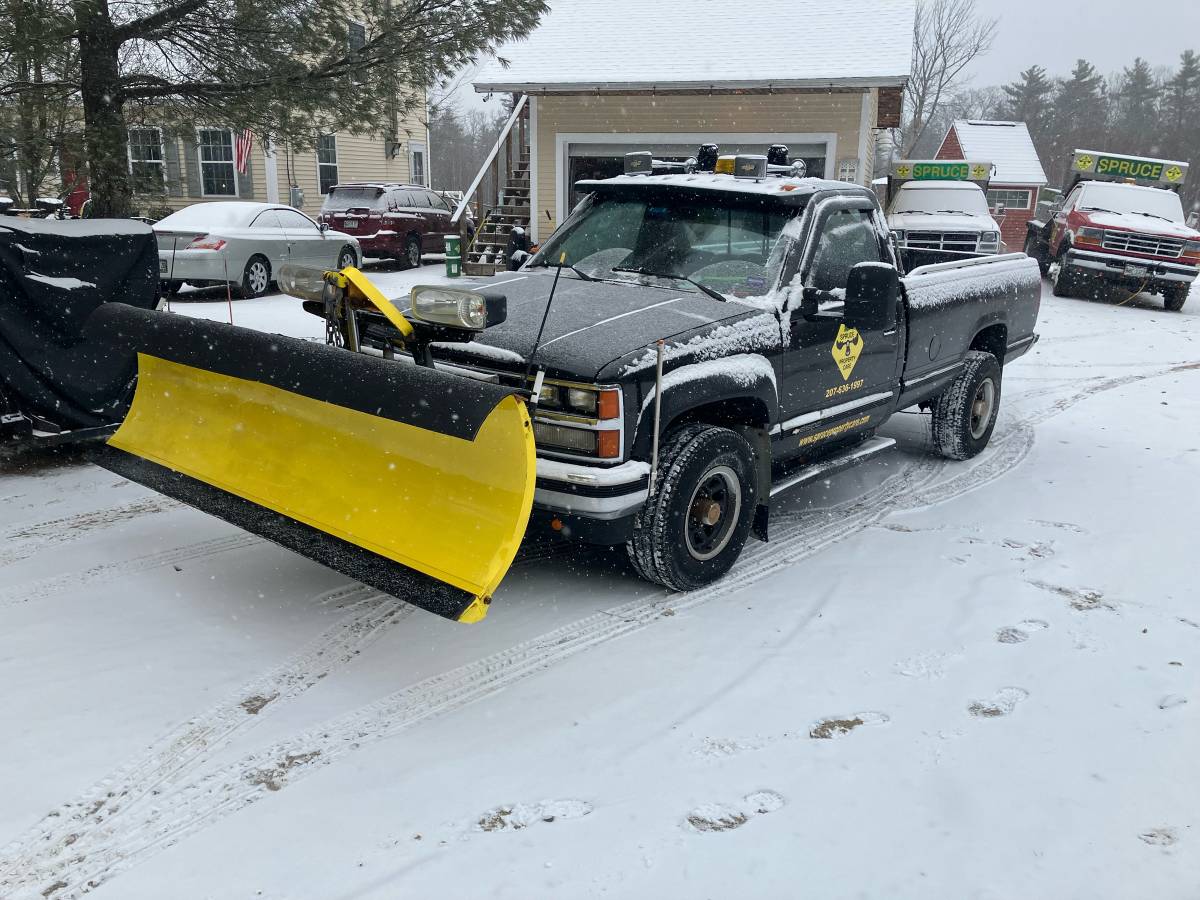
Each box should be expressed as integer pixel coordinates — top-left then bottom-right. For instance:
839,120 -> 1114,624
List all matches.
1,266 -> 1197,899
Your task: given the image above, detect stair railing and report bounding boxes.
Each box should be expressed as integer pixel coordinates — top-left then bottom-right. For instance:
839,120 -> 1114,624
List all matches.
451,94 -> 528,229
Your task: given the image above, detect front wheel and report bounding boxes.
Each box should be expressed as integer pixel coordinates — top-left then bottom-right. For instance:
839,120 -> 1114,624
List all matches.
238,255 -> 271,298
1051,257 -> 1078,298
1023,233 -> 1050,276
626,425 -> 758,591
931,350 -> 1002,461
1164,285 -> 1189,312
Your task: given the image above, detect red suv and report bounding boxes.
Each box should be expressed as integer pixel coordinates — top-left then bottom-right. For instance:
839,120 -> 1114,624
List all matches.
318,183 -> 471,269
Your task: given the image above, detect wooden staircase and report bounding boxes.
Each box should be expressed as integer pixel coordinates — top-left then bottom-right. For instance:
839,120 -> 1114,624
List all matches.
464,158 -> 531,275
452,95 -> 531,278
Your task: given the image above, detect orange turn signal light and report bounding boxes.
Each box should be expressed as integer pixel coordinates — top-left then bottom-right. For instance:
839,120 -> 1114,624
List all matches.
597,430 -> 620,459
597,389 -> 620,420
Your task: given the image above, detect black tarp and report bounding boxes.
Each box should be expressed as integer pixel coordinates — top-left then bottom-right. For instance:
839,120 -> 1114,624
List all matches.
0,218 -> 159,433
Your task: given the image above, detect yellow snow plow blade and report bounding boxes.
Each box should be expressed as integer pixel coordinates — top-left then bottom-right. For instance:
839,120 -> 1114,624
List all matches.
86,302 -> 535,623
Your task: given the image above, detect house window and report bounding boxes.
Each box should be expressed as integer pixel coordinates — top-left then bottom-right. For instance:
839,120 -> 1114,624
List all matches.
987,188 -> 1032,211
317,134 -> 338,194
837,158 -> 860,183
128,127 -> 164,192
347,21 -> 366,84
197,128 -> 236,196
409,142 -> 426,186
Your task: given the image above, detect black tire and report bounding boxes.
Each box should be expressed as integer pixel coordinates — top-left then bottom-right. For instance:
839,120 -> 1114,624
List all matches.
159,279 -> 183,296
1051,257 -> 1079,298
336,245 -> 357,270
1164,285 -> 1189,312
401,235 -> 422,270
238,254 -> 271,298
931,350 -> 1002,461
626,424 -> 758,591
1023,233 -> 1050,276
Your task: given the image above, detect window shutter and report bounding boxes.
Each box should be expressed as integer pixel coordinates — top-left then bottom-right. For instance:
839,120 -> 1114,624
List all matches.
236,148 -> 253,199
162,131 -> 183,198
183,136 -> 201,197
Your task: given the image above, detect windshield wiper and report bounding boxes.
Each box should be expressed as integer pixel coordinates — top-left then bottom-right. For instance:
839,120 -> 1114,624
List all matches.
611,266 -> 727,302
532,259 -> 597,281
1134,211 -> 1174,222
1080,206 -> 1120,215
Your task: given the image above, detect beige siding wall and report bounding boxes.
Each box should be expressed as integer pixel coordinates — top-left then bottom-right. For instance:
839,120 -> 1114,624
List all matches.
135,106 -> 428,220
531,90 -> 876,239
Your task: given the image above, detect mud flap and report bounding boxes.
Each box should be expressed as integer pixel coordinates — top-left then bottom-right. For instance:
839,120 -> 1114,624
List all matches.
87,304 -> 535,623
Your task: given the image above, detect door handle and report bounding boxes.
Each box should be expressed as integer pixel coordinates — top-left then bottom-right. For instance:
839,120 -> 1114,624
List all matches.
883,329 -> 898,337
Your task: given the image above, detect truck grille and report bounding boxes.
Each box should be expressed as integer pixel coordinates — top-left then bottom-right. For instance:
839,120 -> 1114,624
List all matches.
904,231 -> 981,253
1101,231 -> 1184,259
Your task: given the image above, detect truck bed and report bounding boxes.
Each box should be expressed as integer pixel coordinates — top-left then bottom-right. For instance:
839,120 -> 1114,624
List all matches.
899,253 -> 1041,404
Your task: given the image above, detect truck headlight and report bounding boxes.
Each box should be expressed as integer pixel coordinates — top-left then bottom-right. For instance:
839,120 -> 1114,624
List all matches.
892,229 -> 906,244
410,286 -> 505,331
1184,239 -> 1200,255
1077,227 -> 1105,245
982,231 -> 1000,244
565,387 -> 620,419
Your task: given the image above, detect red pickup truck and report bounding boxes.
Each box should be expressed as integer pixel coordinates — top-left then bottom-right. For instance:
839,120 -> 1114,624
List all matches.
1023,150 -> 1198,311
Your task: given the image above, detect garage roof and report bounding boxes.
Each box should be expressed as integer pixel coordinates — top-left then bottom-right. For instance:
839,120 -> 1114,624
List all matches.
473,0 -> 916,93
949,121 -> 1048,186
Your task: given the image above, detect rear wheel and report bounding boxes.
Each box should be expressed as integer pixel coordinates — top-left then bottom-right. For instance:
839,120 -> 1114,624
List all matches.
1164,285 -> 1189,312
931,350 -> 1002,461
1023,233 -> 1050,276
336,246 -> 357,271
401,235 -> 422,270
627,425 -> 757,591
160,280 -> 182,296
238,255 -> 271,298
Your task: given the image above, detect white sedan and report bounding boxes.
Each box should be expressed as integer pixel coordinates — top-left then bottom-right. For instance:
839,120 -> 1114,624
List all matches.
155,201 -> 360,298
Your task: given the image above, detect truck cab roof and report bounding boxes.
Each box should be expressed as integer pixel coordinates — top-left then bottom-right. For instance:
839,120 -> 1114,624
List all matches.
576,173 -> 872,205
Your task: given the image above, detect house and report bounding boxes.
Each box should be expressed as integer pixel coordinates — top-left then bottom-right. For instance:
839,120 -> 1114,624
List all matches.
935,120 -> 1048,249
469,0 -> 915,253
119,107 -> 430,221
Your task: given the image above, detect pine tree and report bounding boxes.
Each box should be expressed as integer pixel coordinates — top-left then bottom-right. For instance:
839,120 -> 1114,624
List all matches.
1046,60 -> 1107,185
1163,51 -> 1200,160
1111,59 -> 1160,156
999,65 -> 1054,144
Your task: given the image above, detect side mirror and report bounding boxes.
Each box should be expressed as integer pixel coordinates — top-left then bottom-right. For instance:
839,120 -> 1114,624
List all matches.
1187,211 -> 1199,230
845,262 -> 900,332
319,222 -> 329,234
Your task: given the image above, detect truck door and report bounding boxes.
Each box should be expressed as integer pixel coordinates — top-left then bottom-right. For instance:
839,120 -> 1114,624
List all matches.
777,200 -> 900,449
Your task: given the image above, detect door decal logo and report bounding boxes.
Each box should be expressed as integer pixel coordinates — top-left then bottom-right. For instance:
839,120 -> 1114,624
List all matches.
832,324 -> 864,380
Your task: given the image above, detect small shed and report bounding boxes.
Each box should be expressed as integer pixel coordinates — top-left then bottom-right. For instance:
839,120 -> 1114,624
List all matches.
936,120 -> 1047,249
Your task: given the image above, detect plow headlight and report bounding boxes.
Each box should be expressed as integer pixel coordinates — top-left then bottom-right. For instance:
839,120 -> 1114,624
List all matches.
410,286 -> 506,331
279,264 -> 336,303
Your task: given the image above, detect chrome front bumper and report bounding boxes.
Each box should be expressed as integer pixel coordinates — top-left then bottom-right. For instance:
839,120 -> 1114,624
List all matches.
1066,249 -> 1199,284
533,458 -> 650,520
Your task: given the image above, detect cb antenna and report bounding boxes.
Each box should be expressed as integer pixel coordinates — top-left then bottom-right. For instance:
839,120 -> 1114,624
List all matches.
523,251 -> 567,408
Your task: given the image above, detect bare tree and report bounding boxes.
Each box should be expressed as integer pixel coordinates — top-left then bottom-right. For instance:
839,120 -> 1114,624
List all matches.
902,0 -> 998,156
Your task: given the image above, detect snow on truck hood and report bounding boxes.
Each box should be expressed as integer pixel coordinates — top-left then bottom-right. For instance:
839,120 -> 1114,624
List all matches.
1081,210 -> 1200,240
428,269 -> 764,380
888,211 -> 1001,233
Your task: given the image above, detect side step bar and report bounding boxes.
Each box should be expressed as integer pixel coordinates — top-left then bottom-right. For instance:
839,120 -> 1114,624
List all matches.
769,436 -> 897,499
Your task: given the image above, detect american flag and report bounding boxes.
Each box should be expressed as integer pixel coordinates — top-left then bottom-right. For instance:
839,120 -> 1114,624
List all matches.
234,130 -> 254,174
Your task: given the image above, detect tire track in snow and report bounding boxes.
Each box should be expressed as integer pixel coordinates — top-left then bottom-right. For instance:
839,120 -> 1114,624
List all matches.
0,534 -> 265,609
7,361 -> 1196,898
0,497 -> 182,568
0,585 -> 410,894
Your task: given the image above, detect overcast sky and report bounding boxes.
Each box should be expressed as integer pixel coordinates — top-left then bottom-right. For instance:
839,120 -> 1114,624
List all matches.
965,0 -> 1200,85
444,2 -> 1200,112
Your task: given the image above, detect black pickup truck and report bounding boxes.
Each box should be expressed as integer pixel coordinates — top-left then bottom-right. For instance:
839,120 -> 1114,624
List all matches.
359,164 -> 1042,592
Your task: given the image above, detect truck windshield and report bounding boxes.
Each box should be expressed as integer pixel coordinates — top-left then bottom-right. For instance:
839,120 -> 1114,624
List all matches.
1078,183 -> 1185,222
532,193 -> 793,296
892,184 -> 991,216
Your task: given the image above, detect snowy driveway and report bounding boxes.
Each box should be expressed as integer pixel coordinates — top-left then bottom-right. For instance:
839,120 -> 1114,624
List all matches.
1,269 -> 1197,898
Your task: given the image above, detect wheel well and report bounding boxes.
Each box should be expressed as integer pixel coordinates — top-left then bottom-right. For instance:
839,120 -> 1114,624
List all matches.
667,397 -> 771,432
970,323 -> 1007,364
